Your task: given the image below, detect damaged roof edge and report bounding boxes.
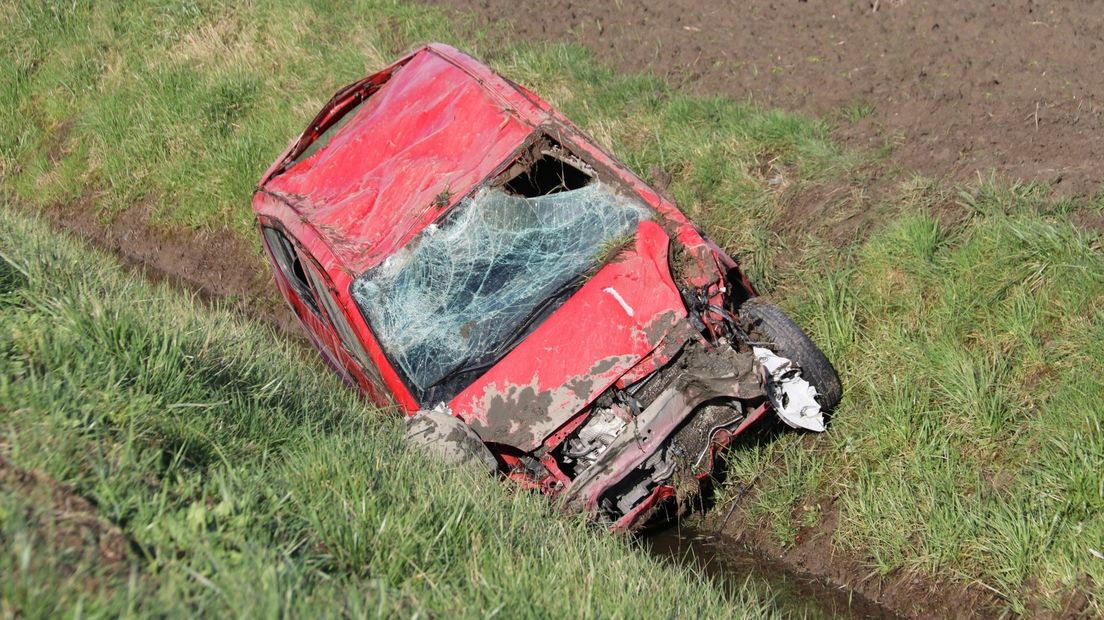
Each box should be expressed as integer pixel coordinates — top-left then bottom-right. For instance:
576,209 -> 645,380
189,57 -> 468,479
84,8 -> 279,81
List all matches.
258,43 -> 549,191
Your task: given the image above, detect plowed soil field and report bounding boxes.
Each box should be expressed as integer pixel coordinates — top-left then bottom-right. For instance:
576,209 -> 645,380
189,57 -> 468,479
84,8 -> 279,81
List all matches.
432,0 -> 1103,196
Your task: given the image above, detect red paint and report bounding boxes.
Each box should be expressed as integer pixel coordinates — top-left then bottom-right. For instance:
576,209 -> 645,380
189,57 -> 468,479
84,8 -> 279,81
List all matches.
253,44 -> 765,528
450,220 -> 686,451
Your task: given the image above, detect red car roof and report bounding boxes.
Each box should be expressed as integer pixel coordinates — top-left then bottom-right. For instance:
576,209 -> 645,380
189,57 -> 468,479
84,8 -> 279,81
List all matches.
259,45 -> 544,274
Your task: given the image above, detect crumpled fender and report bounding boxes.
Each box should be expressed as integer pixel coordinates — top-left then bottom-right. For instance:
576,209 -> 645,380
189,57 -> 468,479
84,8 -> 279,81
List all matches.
561,352 -> 766,513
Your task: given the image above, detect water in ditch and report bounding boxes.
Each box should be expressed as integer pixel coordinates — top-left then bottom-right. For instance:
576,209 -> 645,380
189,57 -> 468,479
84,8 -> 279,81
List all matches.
645,522 -> 901,619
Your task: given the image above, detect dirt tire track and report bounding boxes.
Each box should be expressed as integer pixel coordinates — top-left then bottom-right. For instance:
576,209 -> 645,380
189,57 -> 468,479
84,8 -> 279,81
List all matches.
431,0 -> 1103,196
33,198 -> 300,338
708,499 -> 1002,619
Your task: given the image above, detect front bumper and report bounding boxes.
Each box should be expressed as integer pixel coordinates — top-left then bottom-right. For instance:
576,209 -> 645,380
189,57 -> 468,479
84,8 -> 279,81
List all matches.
560,345 -> 768,524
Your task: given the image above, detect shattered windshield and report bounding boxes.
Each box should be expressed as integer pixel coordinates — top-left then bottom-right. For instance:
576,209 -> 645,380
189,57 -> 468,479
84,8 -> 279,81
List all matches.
351,182 -> 650,404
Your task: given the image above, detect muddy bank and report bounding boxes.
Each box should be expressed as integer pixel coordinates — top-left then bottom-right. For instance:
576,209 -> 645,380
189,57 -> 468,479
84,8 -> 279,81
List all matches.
0,455 -> 133,579
429,0 -> 1104,198
31,197 -> 301,338
646,521 -> 901,620
640,419 -> 1003,618
692,497 -> 1003,619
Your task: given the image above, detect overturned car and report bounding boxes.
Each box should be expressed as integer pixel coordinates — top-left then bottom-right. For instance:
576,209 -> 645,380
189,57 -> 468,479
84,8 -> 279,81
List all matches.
253,44 -> 840,530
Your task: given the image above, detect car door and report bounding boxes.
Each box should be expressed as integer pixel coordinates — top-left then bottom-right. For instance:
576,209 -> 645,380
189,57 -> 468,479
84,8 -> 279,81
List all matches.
260,226 -> 363,388
299,256 -> 388,400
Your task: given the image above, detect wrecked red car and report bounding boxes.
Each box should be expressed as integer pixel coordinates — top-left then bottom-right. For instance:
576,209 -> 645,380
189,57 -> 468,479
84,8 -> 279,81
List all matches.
253,44 -> 840,530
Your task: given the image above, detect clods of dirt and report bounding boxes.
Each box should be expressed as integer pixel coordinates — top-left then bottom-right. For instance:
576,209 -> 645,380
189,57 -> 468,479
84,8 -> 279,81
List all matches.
0,455 -> 132,578
430,0 -> 1104,197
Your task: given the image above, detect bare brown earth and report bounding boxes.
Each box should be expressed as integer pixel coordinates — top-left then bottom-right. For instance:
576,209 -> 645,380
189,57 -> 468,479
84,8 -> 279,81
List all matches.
37,197 -> 300,338
431,0 -> 1104,197
0,455 -> 132,581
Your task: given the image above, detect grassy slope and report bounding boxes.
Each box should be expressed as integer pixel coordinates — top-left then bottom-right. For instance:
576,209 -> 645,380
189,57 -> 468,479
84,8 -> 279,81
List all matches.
2,0 -> 1102,615
0,1 -> 848,286
0,206 -> 776,618
725,183 -> 1104,613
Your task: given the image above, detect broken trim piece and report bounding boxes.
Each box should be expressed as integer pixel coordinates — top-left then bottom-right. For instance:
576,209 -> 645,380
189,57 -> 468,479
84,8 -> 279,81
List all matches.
406,404 -> 499,473
753,346 -> 825,432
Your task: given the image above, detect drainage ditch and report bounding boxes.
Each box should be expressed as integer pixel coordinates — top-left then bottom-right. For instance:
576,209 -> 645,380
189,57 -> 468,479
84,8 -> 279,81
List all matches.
645,522 -> 900,619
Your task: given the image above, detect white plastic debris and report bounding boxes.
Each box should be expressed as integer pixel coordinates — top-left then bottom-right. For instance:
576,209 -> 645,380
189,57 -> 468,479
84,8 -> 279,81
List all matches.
752,347 -> 825,432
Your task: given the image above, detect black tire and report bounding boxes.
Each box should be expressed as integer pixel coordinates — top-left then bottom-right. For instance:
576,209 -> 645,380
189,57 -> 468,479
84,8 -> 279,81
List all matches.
738,298 -> 842,410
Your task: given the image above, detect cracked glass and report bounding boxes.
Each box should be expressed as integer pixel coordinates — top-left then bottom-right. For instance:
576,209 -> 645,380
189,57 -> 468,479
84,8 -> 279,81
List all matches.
351,182 -> 650,404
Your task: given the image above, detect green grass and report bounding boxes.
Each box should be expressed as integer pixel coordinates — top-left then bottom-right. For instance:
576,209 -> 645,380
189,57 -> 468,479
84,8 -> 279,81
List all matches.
837,101 -> 875,124
0,206 -> 779,618
723,180 -> 1104,614
3,0 -> 1103,617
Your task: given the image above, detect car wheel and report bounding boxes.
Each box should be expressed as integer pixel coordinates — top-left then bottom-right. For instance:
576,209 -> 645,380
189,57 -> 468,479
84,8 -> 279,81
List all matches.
737,298 -> 842,410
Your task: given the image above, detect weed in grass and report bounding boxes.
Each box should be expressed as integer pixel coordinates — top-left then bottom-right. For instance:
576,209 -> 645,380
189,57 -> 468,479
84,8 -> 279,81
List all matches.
838,101 -> 875,124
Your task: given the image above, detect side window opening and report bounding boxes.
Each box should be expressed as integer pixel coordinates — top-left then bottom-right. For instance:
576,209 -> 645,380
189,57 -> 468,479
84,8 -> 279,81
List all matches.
503,142 -> 594,197
301,260 -> 380,384
263,226 -> 384,391
262,227 -> 322,318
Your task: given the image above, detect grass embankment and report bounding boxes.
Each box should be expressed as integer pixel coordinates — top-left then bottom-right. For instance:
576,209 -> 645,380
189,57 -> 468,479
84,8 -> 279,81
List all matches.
0,207 -> 775,617
3,0 -> 1102,616
726,183 -> 1104,613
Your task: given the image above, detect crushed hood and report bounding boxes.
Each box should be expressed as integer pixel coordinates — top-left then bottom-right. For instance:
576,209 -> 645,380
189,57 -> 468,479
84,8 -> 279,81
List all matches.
449,221 -> 690,451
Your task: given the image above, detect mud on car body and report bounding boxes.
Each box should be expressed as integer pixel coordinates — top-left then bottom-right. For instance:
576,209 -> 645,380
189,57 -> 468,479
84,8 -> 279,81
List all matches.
252,44 -> 841,531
